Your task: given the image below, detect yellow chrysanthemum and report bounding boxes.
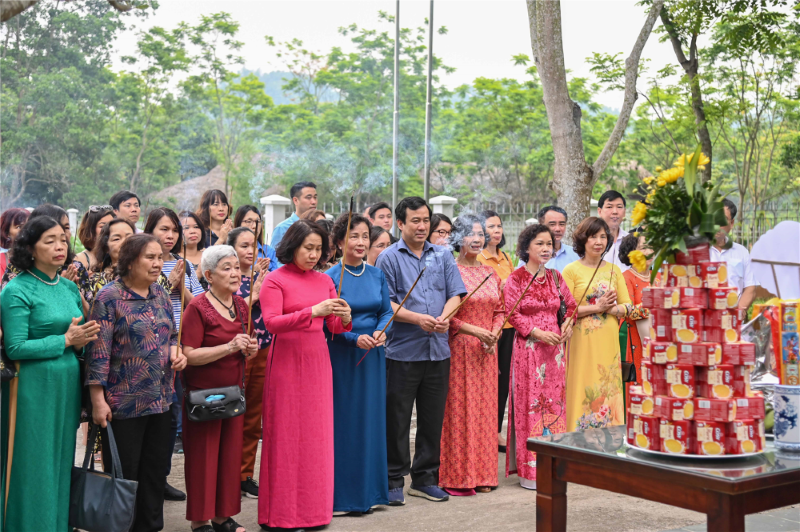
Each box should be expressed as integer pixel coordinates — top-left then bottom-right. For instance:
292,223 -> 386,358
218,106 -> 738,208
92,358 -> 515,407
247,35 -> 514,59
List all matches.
646,191 -> 655,203
631,202 -> 648,226
628,250 -> 648,273
659,166 -> 684,184
675,152 -> 710,169
657,178 -> 667,187
643,176 -> 655,185
655,166 -> 663,173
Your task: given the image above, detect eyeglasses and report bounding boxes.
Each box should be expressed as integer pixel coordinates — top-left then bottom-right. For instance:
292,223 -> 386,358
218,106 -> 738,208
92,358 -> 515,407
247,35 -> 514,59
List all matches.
241,219 -> 261,227
433,229 -> 451,238
89,205 -> 113,213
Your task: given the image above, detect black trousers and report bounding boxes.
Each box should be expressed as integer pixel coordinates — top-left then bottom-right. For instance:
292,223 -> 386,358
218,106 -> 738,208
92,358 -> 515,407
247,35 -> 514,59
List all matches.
497,328 -> 516,432
166,377 -> 183,476
101,411 -> 172,532
386,358 -> 450,490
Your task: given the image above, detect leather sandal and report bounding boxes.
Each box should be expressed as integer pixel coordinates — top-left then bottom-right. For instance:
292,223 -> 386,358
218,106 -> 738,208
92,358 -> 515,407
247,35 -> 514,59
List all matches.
211,518 -> 245,532
191,526 -> 214,532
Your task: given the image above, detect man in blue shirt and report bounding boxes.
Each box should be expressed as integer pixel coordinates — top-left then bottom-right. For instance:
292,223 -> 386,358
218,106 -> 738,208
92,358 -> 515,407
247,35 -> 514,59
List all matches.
517,205 -> 579,272
270,181 -> 318,265
375,197 -> 466,506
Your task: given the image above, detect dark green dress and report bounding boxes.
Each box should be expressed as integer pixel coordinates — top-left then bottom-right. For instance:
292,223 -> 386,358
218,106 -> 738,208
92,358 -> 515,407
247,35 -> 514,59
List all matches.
1,268 -> 82,532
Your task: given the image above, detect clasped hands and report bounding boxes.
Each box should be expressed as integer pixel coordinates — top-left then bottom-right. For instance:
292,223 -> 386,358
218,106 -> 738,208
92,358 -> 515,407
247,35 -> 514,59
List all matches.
312,298 -> 352,324
227,333 -> 258,359
530,319 -> 574,346
416,313 -> 450,334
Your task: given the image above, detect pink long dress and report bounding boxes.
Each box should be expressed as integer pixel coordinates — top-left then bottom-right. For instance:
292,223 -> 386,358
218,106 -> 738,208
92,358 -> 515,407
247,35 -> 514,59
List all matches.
258,263 -> 352,528
504,266 -> 577,482
440,264 -> 504,489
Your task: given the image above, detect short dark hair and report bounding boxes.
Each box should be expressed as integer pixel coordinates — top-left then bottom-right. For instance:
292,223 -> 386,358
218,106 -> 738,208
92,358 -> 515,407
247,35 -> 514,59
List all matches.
618,233 -> 641,267
117,233 -> 160,279
178,211 -> 207,251
572,216 -> 612,258
9,216 -> 66,271
109,190 -> 141,211
369,226 -> 390,247
290,181 -> 317,199
94,218 -> 137,272
598,190 -> 626,209
233,205 -> 263,245
226,226 -> 254,248
395,196 -> 431,224
0,208 -> 30,249
450,214 -> 486,253
301,209 -> 327,222
78,207 -> 115,251
480,209 -> 506,249
516,224 -> 555,263
722,199 -> 737,221
537,205 -> 568,223
196,189 -> 231,230
30,204 -> 68,227
331,212 -> 372,250
368,202 -> 392,219
275,219 -> 331,266
144,207 -> 182,253
427,213 -> 452,243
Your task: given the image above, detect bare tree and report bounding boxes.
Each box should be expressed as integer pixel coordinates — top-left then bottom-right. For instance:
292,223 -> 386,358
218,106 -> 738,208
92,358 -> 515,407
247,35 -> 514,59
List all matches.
526,0 -> 664,236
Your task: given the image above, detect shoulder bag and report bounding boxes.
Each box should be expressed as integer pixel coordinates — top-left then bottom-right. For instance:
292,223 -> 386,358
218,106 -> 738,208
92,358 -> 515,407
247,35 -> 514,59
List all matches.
69,422 -> 137,532
184,299 -> 247,422
550,269 -> 568,327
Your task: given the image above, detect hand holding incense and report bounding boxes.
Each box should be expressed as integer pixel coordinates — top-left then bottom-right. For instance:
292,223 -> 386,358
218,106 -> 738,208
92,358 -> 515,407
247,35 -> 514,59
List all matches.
496,274 -> 536,339
356,266 -> 427,366
176,238 -> 188,347
247,221 -> 260,336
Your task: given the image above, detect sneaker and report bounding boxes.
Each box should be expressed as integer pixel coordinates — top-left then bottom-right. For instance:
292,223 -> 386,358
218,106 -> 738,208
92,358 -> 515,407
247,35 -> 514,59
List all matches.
388,487 -> 405,506
174,434 -> 183,454
241,476 -> 259,499
408,485 -> 449,502
163,482 -> 186,501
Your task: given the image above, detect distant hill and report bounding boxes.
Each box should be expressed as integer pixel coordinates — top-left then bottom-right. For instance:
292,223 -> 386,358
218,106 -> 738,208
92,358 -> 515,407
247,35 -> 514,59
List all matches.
241,68 -> 338,106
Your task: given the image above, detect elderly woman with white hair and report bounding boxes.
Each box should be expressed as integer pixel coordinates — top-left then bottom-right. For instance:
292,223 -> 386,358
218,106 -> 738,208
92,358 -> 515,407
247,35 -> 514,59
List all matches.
180,245 -> 257,532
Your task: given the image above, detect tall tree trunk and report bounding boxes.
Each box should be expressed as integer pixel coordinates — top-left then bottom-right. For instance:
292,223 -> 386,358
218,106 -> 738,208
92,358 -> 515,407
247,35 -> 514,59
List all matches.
660,10 -> 713,182
527,0 -> 663,239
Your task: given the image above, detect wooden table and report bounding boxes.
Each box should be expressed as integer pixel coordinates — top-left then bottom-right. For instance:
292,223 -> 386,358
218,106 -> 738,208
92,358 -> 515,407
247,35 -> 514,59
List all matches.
528,426 -> 800,532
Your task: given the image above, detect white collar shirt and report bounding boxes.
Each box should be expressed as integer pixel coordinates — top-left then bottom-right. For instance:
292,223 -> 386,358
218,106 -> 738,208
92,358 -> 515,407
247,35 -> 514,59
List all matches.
710,240 -> 758,295
607,228 -> 630,273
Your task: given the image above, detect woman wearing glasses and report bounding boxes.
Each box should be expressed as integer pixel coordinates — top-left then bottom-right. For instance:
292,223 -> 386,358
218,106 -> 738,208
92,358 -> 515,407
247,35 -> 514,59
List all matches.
233,205 -> 278,272
427,213 -> 453,247
75,206 -> 115,271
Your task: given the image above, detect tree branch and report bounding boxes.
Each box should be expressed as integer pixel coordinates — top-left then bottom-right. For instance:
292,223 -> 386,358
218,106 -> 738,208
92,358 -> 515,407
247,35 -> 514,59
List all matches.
0,1 -> 37,22
591,0 -> 664,182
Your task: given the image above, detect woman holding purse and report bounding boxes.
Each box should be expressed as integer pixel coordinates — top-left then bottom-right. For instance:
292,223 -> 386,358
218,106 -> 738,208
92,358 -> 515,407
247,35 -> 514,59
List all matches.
181,245 -> 257,532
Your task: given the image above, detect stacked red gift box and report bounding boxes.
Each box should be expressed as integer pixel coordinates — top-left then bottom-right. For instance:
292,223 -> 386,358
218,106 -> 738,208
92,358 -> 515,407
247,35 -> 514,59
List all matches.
627,243 -> 765,455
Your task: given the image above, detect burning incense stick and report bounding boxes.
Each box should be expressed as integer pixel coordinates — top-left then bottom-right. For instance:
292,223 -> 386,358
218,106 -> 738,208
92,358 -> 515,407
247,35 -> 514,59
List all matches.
443,272 -> 493,321
337,196 -> 355,298
496,273 -> 536,338
356,266 -> 427,366
176,237 -> 187,347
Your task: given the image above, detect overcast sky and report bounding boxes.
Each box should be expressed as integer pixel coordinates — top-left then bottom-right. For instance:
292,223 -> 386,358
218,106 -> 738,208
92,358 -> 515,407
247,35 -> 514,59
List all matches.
113,0 -> 681,108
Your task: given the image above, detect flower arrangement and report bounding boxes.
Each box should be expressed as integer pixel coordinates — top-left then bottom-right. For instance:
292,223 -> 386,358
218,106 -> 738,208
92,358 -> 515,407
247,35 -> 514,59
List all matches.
629,146 -> 730,282
576,408 -> 611,431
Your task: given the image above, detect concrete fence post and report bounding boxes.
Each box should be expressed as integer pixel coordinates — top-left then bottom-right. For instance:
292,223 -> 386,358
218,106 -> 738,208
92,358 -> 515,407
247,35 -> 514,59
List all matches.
429,195 -> 457,219
67,208 -> 79,234
260,195 -> 292,245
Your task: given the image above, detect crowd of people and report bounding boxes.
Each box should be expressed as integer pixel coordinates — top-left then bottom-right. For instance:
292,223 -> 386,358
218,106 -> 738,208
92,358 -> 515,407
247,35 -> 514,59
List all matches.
0,182 -> 757,532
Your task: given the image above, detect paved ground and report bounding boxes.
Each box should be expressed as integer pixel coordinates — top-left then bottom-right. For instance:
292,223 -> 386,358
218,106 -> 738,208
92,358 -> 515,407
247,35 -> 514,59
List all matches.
75,410 -> 799,532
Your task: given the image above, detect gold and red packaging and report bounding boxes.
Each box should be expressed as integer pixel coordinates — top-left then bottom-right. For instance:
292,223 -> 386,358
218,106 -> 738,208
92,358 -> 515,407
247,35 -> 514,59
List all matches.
650,342 -> 684,364
697,262 -> 728,289
781,301 -> 798,332
703,309 -> 742,344
732,365 -> 751,398
642,287 -> 680,309
709,287 -> 739,310
676,287 -> 708,310
696,421 -> 728,456
695,398 -> 737,422
666,364 -> 695,398
628,390 -> 656,416
675,243 -> 711,265
671,309 -> 704,343
726,419 -> 759,454
721,342 -> 756,365
641,361 -> 667,396
656,396 -> 695,421
697,365 -> 735,399
650,309 -> 673,343
664,264 -> 691,288
627,414 -> 661,451
677,342 -> 722,366
660,419 -> 695,454
735,396 -> 765,420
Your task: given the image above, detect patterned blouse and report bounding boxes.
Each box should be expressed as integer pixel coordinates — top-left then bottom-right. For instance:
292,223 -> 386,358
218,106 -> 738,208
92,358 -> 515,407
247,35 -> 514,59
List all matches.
236,272 -> 272,349
74,261 -> 171,305
85,280 -> 178,420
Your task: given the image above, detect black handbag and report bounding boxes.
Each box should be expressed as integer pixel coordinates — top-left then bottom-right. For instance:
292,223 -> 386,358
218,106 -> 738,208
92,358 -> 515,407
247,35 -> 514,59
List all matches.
551,269 -> 568,327
185,300 -> 247,423
69,423 -> 137,532
0,340 -> 17,382
620,321 -> 638,383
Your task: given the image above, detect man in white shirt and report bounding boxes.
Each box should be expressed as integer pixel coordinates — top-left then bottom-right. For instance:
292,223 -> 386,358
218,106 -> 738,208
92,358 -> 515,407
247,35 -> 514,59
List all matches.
538,205 -> 579,272
711,199 -> 757,310
597,190 -> 629,272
